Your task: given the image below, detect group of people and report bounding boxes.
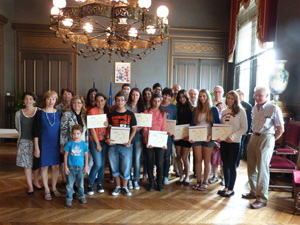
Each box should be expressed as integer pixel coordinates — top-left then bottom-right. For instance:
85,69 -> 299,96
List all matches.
15,82 -> 284,209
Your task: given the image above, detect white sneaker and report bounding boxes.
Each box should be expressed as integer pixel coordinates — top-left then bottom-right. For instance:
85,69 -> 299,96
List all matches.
122,186 -> 132,196
111,186 -> 121,196
133,181 -> 140,190
128,180 -> 133,189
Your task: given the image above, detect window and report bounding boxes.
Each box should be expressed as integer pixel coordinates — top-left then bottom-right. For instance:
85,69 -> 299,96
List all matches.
234,0 -> 274,104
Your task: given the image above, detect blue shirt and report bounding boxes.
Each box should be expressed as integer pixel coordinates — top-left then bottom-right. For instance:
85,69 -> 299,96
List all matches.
64,140 -> 89,167
160,103 -> 177,120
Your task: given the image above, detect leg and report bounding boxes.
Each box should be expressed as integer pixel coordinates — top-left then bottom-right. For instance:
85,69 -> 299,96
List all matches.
227,143 -> 240,191
132,131 -> 143,182
108,145 -> 120,184
182,147 -> 190,181
51,164 -> 60,192
87,141 -> 102,186
155,148 -> 165,188
202,146 -> 213,183
247,135 -> 258,196
41,166 -> 49,194
163,136 -> 173,179
66,166 -> 75,201
98,141 -> 108,185
119,145 -> 132,187
146,148 -> 155,184
76,167 -> 85,200
142,143 -> 148,181
24,167 -> 33,192
175,145 -> 184,178
220,142 -> 230,189
33,168 -> 42,188
193,146 -> 203,187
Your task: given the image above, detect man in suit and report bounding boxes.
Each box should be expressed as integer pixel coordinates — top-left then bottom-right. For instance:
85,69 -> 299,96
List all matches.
236,89 -> 252,162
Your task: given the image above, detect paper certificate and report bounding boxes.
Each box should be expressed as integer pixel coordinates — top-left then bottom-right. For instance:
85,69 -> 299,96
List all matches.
174,124 -> 189,140
166,120 -> 176,135
189,126 -> 207,142
110,127 -> 130,144
134,113 -> 152,127
212,124 -> 232,141
87,114 -> 107,129
147,130 -> 168,148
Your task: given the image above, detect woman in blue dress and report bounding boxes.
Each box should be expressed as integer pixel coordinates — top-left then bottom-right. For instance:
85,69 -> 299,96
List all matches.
33,91 -> 61,201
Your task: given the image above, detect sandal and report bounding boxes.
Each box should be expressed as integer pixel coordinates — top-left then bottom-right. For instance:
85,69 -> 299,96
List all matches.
51,190 -> 61,197
198,182 -> 208,191
192,181 -> 202,190
44,192 -> 52,201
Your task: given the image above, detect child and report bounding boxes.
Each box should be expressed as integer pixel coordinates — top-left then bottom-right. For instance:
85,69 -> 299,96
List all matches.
209,102 -> 226,185
64,124 -> 89,206
107,92 -> 137,197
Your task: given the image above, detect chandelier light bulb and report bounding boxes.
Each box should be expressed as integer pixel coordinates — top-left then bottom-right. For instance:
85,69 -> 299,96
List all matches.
146,25 -> 156,35
83,22 -> 93,33
62,18 -> 73,27
75,0 -> 86,2
51,7 -> 60,16
53,0 -> 66,8
157,5 -> 169,18
139,0 -> 151,8
128,27 -> 138,37
106,27 -> 111,37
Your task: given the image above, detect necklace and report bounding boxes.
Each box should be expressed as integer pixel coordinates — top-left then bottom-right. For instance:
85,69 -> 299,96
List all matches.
45,111 -> 55,127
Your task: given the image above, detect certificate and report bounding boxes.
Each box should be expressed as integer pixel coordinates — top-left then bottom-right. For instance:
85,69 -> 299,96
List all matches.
212,124 -> 232,141
189,126 -> 207,142
110,127 -> 130,144
87,114 -> 107,128
147,130 -> 168,148
134,113 -> 152,127
166,120 -> 176,135
174,124 -> 189,140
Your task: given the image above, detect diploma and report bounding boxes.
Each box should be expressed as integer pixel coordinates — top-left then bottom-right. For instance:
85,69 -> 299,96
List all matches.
189,126 -> 207,142
134,113 -> 152,127
87,114 -> 107,128
174,124 -> 189,140
212,124 -> 232,141
110,127 -> 130,144
147,130 -> 168,148
166,120 -> 176,135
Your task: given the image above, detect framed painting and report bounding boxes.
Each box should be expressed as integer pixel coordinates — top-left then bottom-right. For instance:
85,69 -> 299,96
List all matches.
115,62 -> 131,84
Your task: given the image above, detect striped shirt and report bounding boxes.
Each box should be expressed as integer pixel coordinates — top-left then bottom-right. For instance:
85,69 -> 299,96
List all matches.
252,101 -> 284,134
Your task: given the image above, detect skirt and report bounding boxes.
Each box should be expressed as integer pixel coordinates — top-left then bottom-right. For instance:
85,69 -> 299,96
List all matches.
16,139 -> 34,168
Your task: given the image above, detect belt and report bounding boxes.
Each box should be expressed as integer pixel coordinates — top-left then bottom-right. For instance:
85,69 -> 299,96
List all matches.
253,133 -> 274,137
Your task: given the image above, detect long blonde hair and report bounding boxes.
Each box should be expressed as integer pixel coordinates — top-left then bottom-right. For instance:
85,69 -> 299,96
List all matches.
194,89 -> 213,124
70,95 -> 87,114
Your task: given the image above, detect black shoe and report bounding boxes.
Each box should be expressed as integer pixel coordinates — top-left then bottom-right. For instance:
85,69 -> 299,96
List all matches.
97,184 -> 104,193
221,191 -> 235,197
183,181 -> 190,186
175,173 -> 180,177
175,180 -> 184,185
148,183 -> 154,192
157,185 -> 164,192
217,190 -> 226,195
33,184 -> 43,190
27,191 -> 34,196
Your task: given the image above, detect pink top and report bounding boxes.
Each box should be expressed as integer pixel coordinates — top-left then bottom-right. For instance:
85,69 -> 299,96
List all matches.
143,108 -> 167,144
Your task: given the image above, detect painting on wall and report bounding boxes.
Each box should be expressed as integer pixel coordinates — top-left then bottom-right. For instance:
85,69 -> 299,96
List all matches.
115,62 -> 131,84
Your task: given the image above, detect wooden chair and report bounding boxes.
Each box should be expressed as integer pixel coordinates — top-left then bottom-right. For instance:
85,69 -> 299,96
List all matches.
269,121 -> 300,189
293,169 -> 300,214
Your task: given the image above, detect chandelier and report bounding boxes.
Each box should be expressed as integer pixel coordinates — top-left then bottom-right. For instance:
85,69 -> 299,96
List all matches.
50,0 -> 169,62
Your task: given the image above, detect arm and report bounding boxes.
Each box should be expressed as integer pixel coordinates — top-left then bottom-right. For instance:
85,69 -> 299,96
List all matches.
60,113 -> 69,147
15,110 -> 20,132
275,125 -> 284,141
64,151 -> 70,175
90,128 -> 102,151
106,125 -> 115,145
83,151 -> 89,174
126,126 -> 137,147
212,106 -> 220,124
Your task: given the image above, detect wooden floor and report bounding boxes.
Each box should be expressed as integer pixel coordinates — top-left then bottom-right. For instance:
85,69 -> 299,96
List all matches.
1,142 -> 300,225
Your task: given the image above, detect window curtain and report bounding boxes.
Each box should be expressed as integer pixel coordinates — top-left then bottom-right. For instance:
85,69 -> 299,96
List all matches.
228,0 -> 278,62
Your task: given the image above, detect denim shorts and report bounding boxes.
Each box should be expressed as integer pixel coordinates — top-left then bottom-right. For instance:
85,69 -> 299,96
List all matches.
192,140 -> 215,148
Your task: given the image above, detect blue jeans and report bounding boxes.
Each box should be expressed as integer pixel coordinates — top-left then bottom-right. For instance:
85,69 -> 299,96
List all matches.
66,165 -> 85,201
88,140 -> 108,186
163,136 -> 173,178
220,142 -> 240,190
108,144 -> 132,180
131,130 -> 143,181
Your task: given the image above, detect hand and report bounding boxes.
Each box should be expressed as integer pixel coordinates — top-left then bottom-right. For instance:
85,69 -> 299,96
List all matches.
162,146 -> 167,149
65,167 -> 70,175
60,146 -> 64,154
189,139 -> 195,143
183,136 -> 189,141
225,137 -> 233,143
167,132 -> 172,136
106,139 -> 115,146
125,140 -> 132,148
83,166 -> 88,174
103,121 -> 108,127
96,144 -> 102,152
216,138 -> 221,143
34,149 -> 40,158
205,135 -> 212,142
147,145 -> 153,149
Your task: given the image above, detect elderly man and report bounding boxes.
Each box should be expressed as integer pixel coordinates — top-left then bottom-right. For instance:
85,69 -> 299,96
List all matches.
171,84 -> 181,104
242,86 -> 284,209
188,89 -> 198,108
212,85 -> 224,106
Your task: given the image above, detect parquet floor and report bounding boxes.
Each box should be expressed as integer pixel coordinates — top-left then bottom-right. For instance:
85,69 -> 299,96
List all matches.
1,142 -> 300,225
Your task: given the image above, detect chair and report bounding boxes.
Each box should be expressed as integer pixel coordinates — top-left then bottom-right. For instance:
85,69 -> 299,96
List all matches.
293,169 -> 300,214
269,121 -> 300,189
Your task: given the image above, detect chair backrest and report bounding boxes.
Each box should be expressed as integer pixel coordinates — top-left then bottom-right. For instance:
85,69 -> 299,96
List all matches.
285,121 -> 300,148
